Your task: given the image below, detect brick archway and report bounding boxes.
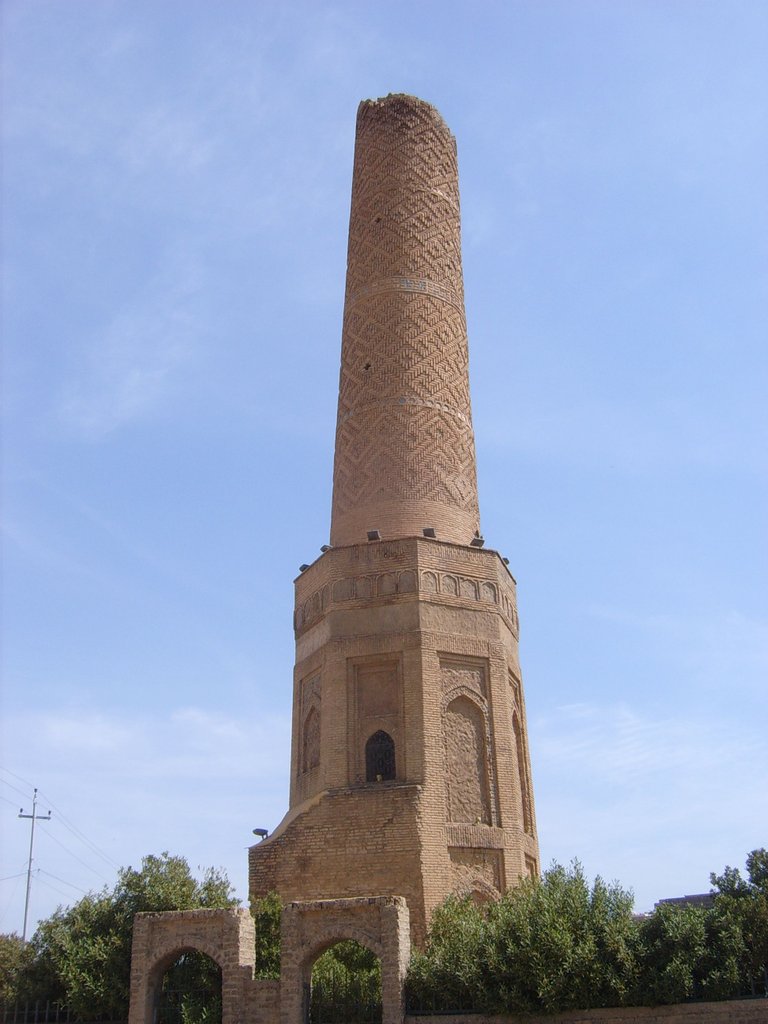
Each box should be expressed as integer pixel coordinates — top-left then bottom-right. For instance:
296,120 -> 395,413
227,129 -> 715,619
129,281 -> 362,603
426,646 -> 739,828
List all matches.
280,897 -> 410,1024
128,909 -> 256,1024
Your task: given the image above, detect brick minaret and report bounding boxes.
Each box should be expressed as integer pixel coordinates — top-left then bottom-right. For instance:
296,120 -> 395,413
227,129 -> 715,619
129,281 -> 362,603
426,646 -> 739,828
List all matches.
249,95 -> 539,945
331,96 -> 479,548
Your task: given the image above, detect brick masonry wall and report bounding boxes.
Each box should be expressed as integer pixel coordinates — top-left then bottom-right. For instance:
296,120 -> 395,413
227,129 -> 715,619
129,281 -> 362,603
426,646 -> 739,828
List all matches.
407,1003 -> 768,1024
256,97 -> 540,944
330,94 -> 480,548
251,536 -> 539,945
250,784 -> 429,945
280,897 -> 411,1024
128,909 -> 258,1024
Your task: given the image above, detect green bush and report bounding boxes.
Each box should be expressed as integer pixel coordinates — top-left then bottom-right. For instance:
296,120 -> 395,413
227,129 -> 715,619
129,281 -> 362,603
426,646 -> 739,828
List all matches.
251,891 -> 282,979
635,902 -> 707,1004
407,851 -> 768,1013
311,941 -> 381,1024
407,862 -> 638,1014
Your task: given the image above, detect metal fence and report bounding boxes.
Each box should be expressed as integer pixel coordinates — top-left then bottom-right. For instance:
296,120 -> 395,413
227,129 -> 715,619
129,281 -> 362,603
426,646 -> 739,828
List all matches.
308,974 -> 382,1024
0,1005 -> 124,1024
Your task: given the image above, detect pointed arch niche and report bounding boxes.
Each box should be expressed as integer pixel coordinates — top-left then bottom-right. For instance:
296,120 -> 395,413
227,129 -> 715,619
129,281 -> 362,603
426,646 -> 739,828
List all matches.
444,694 -> 492,825
513,711 -> 533,835
302,704 -> 321,774
348,657 -> 403,785
365,730 -> 396,782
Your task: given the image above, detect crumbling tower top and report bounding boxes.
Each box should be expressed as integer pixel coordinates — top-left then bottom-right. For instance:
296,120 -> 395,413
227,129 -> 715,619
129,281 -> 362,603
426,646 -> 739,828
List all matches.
330,94 -> 480,547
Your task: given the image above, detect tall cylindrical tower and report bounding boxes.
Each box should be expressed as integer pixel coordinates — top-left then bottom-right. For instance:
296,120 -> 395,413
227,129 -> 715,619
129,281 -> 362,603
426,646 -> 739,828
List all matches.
331,95 -> 480,547
250,96 -> 539,946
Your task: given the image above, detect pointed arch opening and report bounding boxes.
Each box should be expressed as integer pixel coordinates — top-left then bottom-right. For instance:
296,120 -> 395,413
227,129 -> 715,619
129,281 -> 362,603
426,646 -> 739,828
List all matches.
365,730 -> 396,782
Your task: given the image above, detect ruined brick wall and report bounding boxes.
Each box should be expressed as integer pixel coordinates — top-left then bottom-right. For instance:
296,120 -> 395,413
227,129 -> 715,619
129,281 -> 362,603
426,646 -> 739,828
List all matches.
331,94 -> 479,548
250,784 -> 428,944
128,909 -> 260,1024
280,897 -> 410,1024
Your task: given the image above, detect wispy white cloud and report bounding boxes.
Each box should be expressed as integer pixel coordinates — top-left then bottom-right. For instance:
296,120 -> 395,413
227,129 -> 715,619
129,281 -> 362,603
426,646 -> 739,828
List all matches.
536,701 -> 763,780
0,517 -> 96,579
7,705 -> 290,783
36,712 -> 136,753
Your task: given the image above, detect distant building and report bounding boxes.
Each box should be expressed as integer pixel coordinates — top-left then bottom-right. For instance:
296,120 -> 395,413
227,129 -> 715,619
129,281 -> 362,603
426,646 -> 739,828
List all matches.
655,892 -> 714,911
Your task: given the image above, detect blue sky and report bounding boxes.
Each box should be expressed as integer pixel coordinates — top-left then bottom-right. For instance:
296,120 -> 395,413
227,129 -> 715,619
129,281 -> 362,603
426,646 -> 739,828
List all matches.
2,0 -> 766,934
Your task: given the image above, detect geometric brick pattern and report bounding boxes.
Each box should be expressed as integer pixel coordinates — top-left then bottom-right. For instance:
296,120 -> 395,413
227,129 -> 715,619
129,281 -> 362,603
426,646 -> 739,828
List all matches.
331,95 -> 479,546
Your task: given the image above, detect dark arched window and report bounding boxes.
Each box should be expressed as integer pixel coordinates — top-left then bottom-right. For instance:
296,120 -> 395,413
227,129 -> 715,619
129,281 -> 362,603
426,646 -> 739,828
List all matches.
365,730 -> 396,782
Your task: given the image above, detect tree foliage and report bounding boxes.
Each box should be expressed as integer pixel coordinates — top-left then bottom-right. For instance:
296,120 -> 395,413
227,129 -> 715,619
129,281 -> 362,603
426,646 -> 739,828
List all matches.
0,934 -> 35,1005
407,861 -> 638,1014
707,848 -> 768,997
407,850 -> 768,1013
311,941 -> 381,1024
251,891 -> 282,979
635,902 -> 707,1004
158,950 -> 222,1024
2,853 -> 237,1020
4,849 -> 766,1020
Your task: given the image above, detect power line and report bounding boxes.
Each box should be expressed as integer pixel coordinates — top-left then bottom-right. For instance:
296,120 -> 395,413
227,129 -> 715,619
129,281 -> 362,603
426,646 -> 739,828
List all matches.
1,793 -> 28,809
1,767 -> 119,872
38,869 -> 91,896
0,869 -> 27,932
38,823 -> 112,884
36,789 -> 119,870
1,778 -> 35,802
34,873 -> 80,905
0,766 -> 35,796
0,766 -> 32,782
0,871 -> 28,883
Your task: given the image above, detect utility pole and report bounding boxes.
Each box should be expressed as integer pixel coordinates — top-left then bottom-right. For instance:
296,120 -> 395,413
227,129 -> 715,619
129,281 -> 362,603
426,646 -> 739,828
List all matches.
18,788 -> 52,942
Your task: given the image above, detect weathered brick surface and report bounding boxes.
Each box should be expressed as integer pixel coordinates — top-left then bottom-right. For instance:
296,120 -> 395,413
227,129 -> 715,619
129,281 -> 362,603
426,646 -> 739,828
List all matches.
250,535 -> 539,945
280,897 -> 410,1024
128,909 -> 261,1024
250,94 -> 539,948
411,1005 -> 768,1024
330,94 -> 479,548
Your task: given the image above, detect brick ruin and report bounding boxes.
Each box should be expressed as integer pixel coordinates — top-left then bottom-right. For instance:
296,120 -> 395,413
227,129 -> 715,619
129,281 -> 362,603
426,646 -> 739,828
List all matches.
129,94 -> 539,1024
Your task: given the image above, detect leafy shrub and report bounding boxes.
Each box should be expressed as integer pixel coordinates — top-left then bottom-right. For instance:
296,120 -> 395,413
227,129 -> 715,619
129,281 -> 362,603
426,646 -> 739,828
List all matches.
407,862 -> 638,1014
311,941 -> 381,1024
251,891 -> 282,979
